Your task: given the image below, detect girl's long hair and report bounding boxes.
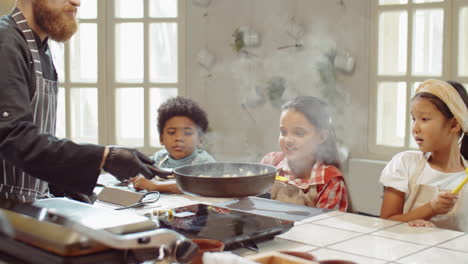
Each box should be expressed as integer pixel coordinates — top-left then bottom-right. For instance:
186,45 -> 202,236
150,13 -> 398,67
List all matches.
282,96 -> 341,169
413,81 -> 468,160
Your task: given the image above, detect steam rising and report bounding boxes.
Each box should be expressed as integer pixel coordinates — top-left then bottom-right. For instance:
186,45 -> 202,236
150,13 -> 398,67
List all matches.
226,16 -> 353,163
189,1 -> 366,164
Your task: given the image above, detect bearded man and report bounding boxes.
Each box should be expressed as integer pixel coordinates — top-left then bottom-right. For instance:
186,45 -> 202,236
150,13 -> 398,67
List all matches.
0,0 -> 159,202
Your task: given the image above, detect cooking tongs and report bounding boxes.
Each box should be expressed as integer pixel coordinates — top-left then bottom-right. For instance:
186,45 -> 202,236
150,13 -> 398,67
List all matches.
115,191 -> 161,210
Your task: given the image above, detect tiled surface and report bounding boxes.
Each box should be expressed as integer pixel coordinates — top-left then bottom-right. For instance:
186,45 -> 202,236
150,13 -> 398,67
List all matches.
396,247 -> 468,264
373,223 -> 464,245
311,248 -> 387,264
328,235 -> 427,261
296,210 -> 345,224
234,238 -> 317,257
92,183 -> 468,264
272,209 -> 468,263
277,223 -> 362,247
437,234 -> 468,252
313,212 -> 400,233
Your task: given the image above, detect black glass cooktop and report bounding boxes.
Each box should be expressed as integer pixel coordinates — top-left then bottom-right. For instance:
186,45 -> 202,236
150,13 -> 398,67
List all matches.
157,203 -> 294,250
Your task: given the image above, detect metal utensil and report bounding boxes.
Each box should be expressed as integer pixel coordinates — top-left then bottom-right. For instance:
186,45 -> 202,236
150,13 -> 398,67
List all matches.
115,191 -> 161,210
171,162 -> 277,197
278,42 -> 303,50
149,163 -> 277,197
150,167 -> 174,180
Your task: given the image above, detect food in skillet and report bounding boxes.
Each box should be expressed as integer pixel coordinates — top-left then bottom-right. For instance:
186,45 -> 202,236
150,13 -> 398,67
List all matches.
198,168 -> 268,178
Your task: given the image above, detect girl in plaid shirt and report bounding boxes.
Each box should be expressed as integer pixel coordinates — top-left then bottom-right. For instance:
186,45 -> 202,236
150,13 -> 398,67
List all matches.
261,96 -> 348,212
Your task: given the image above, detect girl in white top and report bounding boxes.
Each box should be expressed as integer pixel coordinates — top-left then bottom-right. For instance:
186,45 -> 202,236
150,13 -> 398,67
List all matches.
380,80 -> 468,231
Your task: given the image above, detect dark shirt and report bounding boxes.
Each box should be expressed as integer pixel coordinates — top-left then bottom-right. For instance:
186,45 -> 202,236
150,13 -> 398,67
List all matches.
0,14 -> 104,196
32,28 -> 57,81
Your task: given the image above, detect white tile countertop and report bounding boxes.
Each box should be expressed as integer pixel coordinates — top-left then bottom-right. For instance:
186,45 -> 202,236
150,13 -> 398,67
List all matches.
93,190 -> 232,212
236,211 -> 468,264
92,181 -> 468,264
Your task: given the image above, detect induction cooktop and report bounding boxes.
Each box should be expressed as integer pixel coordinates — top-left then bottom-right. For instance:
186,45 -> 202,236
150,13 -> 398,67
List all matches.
157,203 -> 294,250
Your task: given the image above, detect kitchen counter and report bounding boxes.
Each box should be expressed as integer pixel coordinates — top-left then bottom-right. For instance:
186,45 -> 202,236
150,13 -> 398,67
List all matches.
235,211 -> 468,264
94,192 -> 468,264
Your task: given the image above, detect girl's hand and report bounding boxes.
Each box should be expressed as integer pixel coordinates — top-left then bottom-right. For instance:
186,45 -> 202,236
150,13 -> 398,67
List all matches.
408,219 -> 436,227
430,192 -> 458,215
129,175 -> 156,191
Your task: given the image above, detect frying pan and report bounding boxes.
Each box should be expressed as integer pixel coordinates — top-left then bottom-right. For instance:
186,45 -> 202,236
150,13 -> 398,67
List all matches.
153,162 -> 277,197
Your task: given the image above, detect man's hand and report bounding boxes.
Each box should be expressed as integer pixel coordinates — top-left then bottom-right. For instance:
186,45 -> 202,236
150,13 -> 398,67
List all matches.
430,192 -> 458,215
103,146 -> 156,182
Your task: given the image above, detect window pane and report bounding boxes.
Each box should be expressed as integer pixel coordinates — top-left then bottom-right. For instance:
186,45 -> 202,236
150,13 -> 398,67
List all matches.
115,0 -> 143,18
149,88 -> 178,147
56,87 -> 66,139
409,82 -> 421,149
412,9 -> 443,76
150,23 -> 178,83
78,0 -> 97,19
379,0 -> 408,4
49,41 -> 65,83
70,23 -> 97,83
116,23 -> 144,83
411,82 -> 421,99
149,0 -> 177,18
378,11 -> 408,75
459,7 -> 468,76
377,82 -> 407,147
70,88 -> 98,144
116,88 -> 144,147
413,0 -> 443,3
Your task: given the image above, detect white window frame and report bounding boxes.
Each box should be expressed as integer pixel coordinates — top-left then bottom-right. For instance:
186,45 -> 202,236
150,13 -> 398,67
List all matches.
369,0 -> 468,160
57,0 -> 186,155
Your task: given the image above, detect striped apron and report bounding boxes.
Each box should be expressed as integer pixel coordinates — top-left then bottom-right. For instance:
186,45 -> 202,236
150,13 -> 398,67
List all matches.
0,8 -> 59,202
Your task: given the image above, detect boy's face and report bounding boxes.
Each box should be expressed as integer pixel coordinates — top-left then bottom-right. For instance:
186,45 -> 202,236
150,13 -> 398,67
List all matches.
160,116 -> 202,160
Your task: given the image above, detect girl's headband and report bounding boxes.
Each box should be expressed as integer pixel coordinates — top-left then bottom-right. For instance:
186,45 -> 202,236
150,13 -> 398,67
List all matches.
416,79 -> 468,133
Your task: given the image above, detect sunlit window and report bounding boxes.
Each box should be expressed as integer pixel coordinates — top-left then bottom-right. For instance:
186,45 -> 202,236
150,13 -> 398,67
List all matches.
115,23 -> 144,83
50,0 -> 183,154
377,82 -> 407,147
460,7 -> 468,76
378,11 -> 408,75
116,88 -> 145,147
412,9 -> 443,76
371,0 -> 467,158
70,88 -> 98,144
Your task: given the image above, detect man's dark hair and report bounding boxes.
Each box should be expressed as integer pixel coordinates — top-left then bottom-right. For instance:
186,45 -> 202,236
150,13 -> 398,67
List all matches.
157,96 -> 209,135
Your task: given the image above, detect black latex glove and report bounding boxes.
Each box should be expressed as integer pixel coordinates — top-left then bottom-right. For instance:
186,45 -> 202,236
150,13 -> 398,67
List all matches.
103,146 -> 157,182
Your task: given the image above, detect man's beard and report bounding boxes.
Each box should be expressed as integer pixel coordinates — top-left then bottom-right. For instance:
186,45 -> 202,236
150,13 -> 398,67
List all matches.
32,0 -> 78,42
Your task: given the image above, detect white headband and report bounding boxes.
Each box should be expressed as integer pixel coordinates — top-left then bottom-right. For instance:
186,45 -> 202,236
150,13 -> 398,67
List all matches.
416,79 -> 468,133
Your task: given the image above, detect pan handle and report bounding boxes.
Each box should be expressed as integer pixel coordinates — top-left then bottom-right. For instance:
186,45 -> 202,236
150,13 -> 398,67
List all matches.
148,166 -> 174,180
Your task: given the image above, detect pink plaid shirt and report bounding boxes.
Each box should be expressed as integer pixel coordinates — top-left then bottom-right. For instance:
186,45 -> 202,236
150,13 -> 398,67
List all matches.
261,152 -> 348,212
